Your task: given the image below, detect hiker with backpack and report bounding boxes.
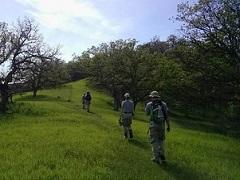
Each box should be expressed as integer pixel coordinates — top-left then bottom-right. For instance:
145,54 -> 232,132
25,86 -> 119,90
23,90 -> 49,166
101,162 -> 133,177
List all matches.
84,91 -> 92,112
145,91 -> 170,164
120,93 -> 134,139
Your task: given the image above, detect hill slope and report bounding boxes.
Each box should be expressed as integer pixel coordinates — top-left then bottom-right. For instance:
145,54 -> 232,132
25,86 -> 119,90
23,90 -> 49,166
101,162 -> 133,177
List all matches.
0,80 -> 239,179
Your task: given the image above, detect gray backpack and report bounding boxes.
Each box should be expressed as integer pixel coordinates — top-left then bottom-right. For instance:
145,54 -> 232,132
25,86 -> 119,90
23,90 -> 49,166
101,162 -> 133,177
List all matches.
150,101 -> 166,124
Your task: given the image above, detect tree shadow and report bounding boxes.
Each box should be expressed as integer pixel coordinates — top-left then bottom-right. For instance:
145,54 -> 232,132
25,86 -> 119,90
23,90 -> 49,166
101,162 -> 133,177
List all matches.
173,118 -> 222,134
87,111 -> 96,114
170,111 -> 207,122
160,161 -> 203,180
106,101 -> 114,108
0,111 -> 13,120
128,138 -> 149,150
133,116 -> 148,124
15,95 -> 67,102
170,110 -> 225,135
173,114 -> 239,137
132,112 -> 149,124
0,102 -> 49,117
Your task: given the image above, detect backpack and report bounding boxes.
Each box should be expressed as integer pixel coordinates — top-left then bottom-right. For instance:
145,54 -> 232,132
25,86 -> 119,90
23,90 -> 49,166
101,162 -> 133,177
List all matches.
85,94 -> 91,101
150,101 -> 166,124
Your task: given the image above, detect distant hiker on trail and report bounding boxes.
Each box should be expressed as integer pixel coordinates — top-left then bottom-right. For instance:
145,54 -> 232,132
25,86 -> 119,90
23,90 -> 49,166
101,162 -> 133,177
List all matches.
145,91 -> 170,164
120,93 -> 134,139
82,93 -> 86,109
84,91 -> 92,112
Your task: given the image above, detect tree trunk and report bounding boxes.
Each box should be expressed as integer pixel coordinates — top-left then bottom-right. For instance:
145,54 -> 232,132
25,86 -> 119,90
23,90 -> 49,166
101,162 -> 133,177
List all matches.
0,84 -> 9,112
113,97 -> 121,111
32,79 -> 40,97
33,88 -> 38,97
112,89 -> 121,111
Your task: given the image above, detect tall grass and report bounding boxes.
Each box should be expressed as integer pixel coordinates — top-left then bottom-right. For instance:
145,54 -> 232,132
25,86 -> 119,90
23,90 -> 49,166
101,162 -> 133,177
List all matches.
0,80 -> 239,179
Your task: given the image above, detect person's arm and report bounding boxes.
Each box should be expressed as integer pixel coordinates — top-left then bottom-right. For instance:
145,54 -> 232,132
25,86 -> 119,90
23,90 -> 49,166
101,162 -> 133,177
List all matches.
121,101 -> 124,112
163,104 -> 170,132
145,103 -> 151,116
132,101 -> 135,116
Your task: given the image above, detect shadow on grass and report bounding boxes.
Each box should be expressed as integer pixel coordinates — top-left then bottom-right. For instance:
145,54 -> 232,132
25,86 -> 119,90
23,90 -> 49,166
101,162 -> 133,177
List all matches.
87,111 -> 96,114
128,139 -> 149,150
0,111 -> 13,120
133,116 -> 148,123
170,111 -> 208,122
171,110 -> 240,138
161,161 -> 202,180
170,110 -> 225,135
173,118 -> 222,134
106,101 -> 114,108
0,102 -> 49,117
15,95 -> 67,102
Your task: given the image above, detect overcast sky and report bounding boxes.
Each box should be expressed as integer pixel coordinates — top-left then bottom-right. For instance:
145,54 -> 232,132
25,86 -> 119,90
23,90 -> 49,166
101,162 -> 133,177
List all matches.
0,0 -> 195,61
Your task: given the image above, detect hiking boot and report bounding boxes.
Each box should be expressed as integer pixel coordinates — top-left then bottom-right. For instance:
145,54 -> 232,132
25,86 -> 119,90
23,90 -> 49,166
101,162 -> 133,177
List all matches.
129,130 -> 133,139
151,158 -> 161,164
124,133 -> 128,139
160,155 -> 167,164
160,155 -> 166,161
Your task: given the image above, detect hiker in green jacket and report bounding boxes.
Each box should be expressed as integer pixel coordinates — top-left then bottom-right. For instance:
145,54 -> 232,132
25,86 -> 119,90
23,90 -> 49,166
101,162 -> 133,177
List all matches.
145,91 -> 170,164
120,93 -> 134,139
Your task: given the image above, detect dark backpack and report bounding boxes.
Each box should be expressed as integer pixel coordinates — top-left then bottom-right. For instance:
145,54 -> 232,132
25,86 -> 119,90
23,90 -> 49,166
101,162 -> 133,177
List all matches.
85,94 -> 91,101
150,101 -> 166,124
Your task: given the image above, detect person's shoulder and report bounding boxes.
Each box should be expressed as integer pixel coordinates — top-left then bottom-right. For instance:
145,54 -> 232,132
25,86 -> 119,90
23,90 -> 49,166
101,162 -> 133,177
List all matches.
129,100 -> 134,103
147,101 -> 152,105
145,102 -> 152,111
162,101 -> 167,106
161,101 -> 168,110
146,101 -> 152,107
121,100 -> 126,105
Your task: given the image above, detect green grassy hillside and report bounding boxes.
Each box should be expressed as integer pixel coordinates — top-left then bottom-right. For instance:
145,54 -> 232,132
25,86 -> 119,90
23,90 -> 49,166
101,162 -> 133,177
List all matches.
0,80 -> 239,179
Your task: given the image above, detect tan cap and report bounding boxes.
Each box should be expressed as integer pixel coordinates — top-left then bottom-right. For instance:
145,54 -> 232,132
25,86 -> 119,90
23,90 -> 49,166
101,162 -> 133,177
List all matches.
150,91 -> 160,98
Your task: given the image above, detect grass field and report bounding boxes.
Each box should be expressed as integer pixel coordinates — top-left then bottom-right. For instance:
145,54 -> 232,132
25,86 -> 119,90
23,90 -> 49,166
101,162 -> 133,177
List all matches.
0,80 -> 239,179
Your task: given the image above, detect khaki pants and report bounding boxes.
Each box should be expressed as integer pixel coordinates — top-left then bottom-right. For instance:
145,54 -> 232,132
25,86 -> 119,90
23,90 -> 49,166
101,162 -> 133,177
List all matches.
122,113 -> 133,138
85,100 -> 91,112
149,124 -> 165,160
